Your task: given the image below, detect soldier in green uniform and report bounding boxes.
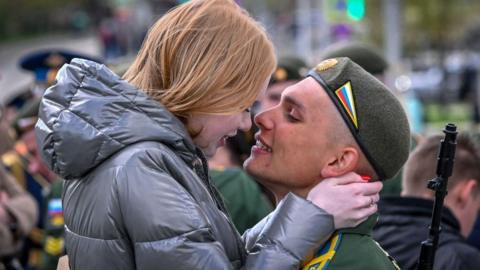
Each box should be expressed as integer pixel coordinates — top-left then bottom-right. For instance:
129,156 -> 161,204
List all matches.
244,57 -> 410,269
259,56 -> 308,111
5,100 -> 64,270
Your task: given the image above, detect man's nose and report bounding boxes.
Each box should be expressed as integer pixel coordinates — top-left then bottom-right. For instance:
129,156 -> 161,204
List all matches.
254,108 -> 274,131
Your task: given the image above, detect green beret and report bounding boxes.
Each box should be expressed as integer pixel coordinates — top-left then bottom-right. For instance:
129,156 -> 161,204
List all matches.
308,57 -> 410,179
321,42 -> 388,75
271,56 -> 308,84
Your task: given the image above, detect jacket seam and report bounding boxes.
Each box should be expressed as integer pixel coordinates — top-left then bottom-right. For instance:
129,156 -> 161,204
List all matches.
65,224 -> 128,241
133,227 -> 213,244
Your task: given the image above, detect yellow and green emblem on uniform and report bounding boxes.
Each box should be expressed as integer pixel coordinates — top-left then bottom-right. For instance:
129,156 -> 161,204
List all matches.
302,232 -> 343,270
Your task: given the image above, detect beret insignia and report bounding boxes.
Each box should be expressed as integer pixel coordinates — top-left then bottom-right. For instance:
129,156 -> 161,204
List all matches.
315,58 -> 338,72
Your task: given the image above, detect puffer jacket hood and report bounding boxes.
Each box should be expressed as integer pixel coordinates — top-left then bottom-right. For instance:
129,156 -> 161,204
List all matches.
35,58 -> 196,179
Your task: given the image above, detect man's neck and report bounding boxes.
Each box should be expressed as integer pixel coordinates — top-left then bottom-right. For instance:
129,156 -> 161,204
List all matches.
272,186 -> 315,205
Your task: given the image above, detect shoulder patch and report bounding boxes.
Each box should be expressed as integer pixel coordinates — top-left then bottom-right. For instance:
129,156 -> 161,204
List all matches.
303,232 -> 343,270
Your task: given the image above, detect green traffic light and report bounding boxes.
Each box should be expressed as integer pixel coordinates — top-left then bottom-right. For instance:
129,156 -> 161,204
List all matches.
347,0 -> 365,21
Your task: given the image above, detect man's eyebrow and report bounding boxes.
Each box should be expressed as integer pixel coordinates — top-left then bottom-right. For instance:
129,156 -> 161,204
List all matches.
283,95 -> 305,112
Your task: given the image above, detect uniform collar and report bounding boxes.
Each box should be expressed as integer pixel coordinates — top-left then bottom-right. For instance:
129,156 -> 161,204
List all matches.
338,213 -> 378,235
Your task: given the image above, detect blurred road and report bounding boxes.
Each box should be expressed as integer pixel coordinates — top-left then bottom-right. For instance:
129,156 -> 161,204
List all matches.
0,34 -> 101,103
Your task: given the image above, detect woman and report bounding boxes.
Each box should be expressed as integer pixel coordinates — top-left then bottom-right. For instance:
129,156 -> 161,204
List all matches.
35,0 -> 381,269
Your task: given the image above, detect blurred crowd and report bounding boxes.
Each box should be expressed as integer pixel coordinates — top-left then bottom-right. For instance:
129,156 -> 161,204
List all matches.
1,2 -> 480,270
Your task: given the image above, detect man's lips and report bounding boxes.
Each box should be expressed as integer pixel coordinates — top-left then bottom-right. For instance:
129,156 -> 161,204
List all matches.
254,135 -> 272,153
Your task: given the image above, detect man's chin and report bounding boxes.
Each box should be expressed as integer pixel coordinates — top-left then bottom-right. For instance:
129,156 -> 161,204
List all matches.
243,156 -> 255,171
243,157 -> 265,180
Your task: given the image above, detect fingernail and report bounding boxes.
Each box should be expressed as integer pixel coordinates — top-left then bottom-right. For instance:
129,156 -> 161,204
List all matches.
361,175 -> 371,182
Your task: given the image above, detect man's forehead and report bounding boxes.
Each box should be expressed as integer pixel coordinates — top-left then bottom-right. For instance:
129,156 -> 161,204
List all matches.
281,77 -> 327,108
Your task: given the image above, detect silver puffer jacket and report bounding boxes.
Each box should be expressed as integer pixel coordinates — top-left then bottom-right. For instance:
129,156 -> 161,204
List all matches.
35,59 -> 334,269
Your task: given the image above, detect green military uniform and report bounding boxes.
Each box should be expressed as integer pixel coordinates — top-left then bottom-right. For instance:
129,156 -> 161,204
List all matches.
302,214 -> 400,270
302,215 -> 400,270
210,168 -> 272,234
39,180 -> 64,270
301,58 -> 410,269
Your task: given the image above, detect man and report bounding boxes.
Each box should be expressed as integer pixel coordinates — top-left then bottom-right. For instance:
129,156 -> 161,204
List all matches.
373,134 -> 480,269
319,42 -> 388,81
244,57 -> 410,269
259,56 -> 308,111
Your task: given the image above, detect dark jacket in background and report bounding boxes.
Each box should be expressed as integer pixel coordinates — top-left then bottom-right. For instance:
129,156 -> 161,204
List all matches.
467,216 -> 480,250
373,196 -> 480,270
35,59 -> 336,270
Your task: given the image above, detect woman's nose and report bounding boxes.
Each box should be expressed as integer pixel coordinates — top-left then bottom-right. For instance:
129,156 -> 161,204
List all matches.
239,112 -> 252,132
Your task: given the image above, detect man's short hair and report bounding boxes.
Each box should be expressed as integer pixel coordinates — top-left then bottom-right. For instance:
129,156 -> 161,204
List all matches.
403,133 -> 480,196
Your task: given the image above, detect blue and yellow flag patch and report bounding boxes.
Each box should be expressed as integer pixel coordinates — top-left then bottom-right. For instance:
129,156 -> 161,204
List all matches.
335,81 -> 358,129
302,232 -> 343,270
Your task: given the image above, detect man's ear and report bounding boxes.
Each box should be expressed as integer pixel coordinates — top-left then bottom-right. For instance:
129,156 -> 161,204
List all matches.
455,179 -> 478,209
321,147 -> 359,178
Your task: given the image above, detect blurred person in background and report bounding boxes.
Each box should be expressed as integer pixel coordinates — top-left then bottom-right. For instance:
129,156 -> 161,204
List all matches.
373,134 -> 480,270
208,134 -> 273,234
245,57 -> 410,269
458,51 -> 480,129
466,132 -> 480,251
0,165 -> 38,270
2,50 -> 96,270
259,56 -> 308,111
319,42 -> 389,82
0,104 -> 38,270
35,1 -> 382,269
19,119 -> 64,270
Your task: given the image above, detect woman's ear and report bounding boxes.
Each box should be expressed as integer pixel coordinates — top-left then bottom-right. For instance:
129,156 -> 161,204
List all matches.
321,147 -> 359,178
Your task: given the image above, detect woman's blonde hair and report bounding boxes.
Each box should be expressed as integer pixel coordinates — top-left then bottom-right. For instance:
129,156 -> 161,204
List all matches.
124,0 -> 276,119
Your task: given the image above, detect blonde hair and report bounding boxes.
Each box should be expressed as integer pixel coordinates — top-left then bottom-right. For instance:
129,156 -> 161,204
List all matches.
124,0 -> 276,119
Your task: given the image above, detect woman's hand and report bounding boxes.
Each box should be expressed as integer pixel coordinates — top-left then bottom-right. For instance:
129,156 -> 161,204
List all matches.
306,172 -> 382,229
